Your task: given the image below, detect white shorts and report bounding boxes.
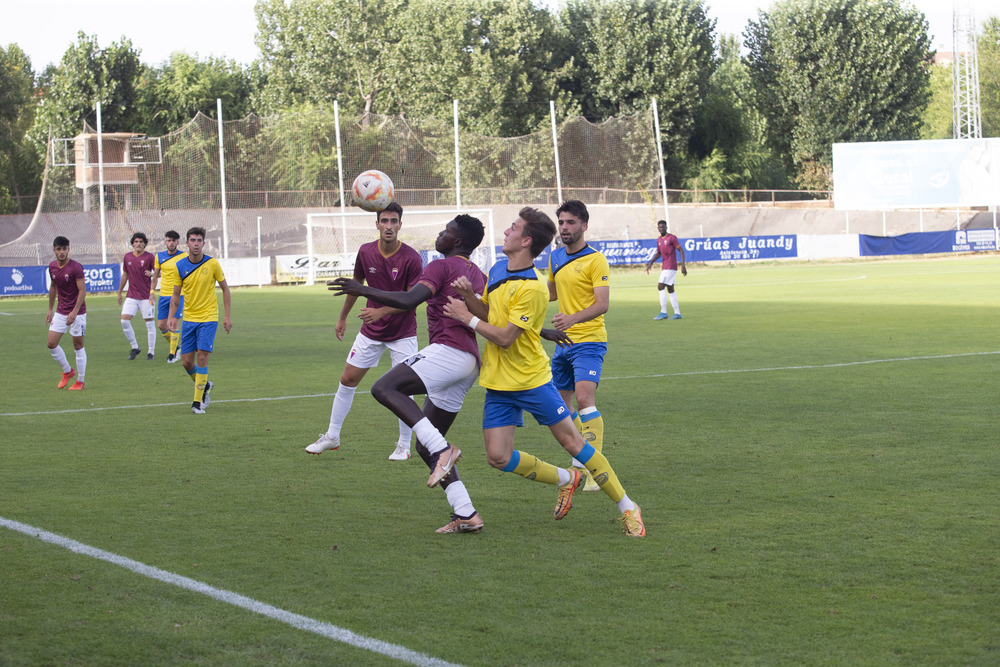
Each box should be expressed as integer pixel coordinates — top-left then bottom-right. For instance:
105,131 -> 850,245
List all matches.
121,297 -> 154,319
402,343 -> 479,413
49,312 -> 87,337
346,332 -> 418,369
658,269 -> 677,286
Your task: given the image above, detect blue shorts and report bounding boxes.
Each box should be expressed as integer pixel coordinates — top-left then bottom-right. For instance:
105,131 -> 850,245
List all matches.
180,321 -> 218,354
482,382 -> 571,429
157,295 -> 184,321
551,342 -> 607,391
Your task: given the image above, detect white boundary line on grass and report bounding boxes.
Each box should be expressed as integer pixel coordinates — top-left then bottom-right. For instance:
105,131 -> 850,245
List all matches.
0,516 -> 463,667
3,350 -> 999,418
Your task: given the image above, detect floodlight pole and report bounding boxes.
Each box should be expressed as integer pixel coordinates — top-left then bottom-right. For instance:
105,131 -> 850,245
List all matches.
96,102 -> 108,264
652,98 -> 670,231
334,100 -> 346,286
550,101 -> 563,206
216,99 -> 229,259
257,216 -> 263,289
454,100 -> 462,209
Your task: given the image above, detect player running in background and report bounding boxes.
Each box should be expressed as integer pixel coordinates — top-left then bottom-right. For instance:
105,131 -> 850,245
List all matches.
645,219 -> 687,320
45,236 -> 87,391
116,232 -> 157,360
306,202 -> 423,461
150,230 -> 186,363
328,214 -> 488,534
168,227 -> 232,414
546,200 -> 610,493
443,207 -> 645,537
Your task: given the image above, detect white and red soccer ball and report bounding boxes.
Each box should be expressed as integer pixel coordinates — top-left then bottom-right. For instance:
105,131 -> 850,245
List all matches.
352,169 -> 394,212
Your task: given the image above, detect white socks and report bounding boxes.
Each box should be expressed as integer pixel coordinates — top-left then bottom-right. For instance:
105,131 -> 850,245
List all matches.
50,346 -> 71,373
146,320 -> 157,352
669,292 -> 680,315
659,290 -> 668,313
121,319 -> 138,347
445,481 -> 475,517
327,382 -> 356,437
75,348 -> 87,382
411,418 -> 448,455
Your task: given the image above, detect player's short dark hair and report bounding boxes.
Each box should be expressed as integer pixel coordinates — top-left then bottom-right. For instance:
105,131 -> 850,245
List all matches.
378,202 -> 403,220
53,236 -> 70,248
186,227 -> 206,240
165,230 -> 180,240
657,219 -> 667,227
556,199 -> 589,223
130,232 -> 148,245
453,214 -> 485,250
518,207 -> 556,258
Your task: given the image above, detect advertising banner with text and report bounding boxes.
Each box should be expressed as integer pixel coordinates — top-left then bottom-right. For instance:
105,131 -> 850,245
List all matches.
833,138 -> 1000,209
859,229 -> 999,256
0,263 -> 119,297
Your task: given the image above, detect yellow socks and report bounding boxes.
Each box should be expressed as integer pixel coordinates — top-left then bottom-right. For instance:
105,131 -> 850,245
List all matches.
504,450 -> 561,486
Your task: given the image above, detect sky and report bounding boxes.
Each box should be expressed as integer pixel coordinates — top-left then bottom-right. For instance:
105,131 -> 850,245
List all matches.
1,0 -> 996,72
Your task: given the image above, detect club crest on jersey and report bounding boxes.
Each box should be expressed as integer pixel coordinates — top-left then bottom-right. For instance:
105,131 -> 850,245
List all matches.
392,268 -> 399,280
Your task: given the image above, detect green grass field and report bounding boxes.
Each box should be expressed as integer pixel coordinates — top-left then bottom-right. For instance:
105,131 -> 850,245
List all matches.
2,256 -> 999,666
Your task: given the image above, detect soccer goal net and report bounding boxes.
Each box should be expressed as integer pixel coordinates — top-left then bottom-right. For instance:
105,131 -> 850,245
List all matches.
302,208 -> 496,285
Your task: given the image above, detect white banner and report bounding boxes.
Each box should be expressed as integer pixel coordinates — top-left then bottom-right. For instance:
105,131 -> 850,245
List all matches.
275,254 -> 355,283
833,138 -> 1000,210
219,257 -> 270,287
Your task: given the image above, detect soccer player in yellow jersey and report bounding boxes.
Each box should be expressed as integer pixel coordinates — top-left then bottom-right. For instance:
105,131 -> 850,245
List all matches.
150,230 -> 187,363
442,207 -> 645,537
167,227 -> 232,414
546,200 -> 610,493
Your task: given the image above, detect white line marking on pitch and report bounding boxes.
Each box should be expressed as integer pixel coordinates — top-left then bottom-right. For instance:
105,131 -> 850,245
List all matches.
0,516 -> 463,667
602,350 -> 1000,380
614,275 -> 868,290
4,350 -> 998,418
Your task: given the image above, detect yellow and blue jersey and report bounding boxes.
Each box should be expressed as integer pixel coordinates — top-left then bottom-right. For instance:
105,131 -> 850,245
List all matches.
155,250 -> 187,297
479,260 -> 552,392
175,255 -> 225,323
548,245 -> 610,343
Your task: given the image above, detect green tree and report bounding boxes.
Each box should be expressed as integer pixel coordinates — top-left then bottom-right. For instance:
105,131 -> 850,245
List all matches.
398,0 -> 574,136
920,61 -> 952,139
254,0 -> 407,116
745,0 -> 933,188
0,43 -> 41,213
139,53 -> 254,136
686,34 -> 789,191
559,0 -> 716,166
26,32 -> 146,168
979,16 -> 1000,138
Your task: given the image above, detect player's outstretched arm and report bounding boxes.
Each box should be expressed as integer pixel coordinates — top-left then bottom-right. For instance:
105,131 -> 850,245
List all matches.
541,328 -> 573,347
328,277 -> 432,312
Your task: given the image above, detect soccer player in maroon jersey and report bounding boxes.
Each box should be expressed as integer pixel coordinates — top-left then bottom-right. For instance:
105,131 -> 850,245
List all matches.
328,214 -> 488,534
116,232 -> 157,360
644,219 -> 687,320
45,236 -> 88,390
306,202 -> 424,460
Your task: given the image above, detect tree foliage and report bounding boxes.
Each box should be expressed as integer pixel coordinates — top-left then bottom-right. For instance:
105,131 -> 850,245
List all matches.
139,53 -> 254,136
979,16 -> 1000,138
560,0 -> 716,164
0,44 -> 40,213
26,32 -> 146,167
745,0 -> 933,188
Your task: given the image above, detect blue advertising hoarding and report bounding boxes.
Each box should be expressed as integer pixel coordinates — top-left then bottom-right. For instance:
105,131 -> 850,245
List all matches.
0,263 -> 120,297
859,229 -> 999,256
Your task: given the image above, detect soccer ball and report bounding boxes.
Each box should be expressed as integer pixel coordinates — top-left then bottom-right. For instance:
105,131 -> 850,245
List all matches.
352,169 -> 394,212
